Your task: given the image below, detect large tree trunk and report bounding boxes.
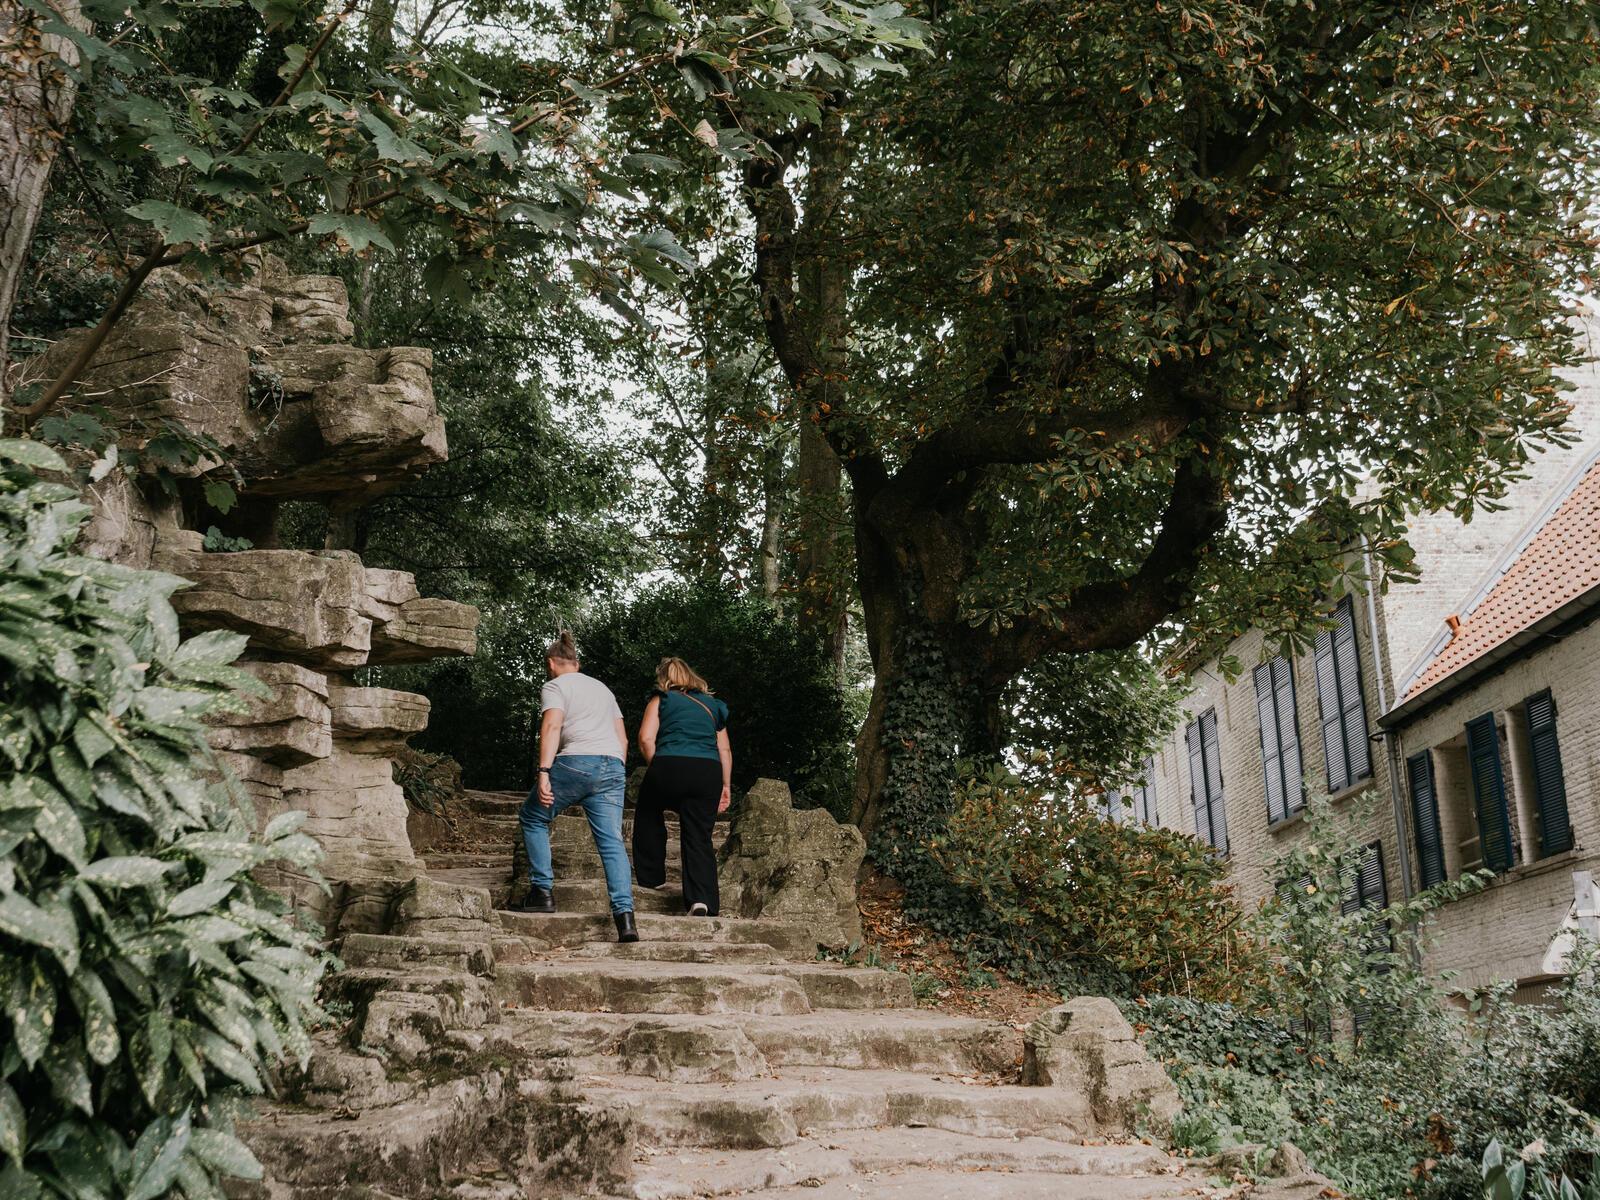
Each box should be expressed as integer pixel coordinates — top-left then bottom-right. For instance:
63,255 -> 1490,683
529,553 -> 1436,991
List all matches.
758,439 -> 784,600
0,0 -> 90,421
793,109 -> 849,676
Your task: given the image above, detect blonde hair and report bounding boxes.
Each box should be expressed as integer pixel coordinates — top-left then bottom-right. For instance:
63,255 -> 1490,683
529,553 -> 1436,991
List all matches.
655,656 -> 711,693
545,630 -> 579,664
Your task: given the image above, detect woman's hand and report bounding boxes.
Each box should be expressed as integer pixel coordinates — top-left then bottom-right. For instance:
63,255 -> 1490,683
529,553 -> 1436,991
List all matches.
718,783 -> 731,814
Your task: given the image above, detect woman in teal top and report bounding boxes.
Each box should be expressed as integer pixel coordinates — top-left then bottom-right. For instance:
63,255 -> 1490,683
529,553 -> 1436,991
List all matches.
634,657 -> 732,916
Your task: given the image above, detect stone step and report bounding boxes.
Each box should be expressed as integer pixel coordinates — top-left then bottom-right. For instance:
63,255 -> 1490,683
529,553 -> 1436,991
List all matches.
693,1169 -> 1196,1200
502,1009 -> 1020,1076
496,960 -> 913,1016
583,1067 -> 1094,1149
561,940 -> 786,965
497,911 -> 817,958
427,869 -> 698,912
624,1130 -> 1178,1200
422,848 -> 685,882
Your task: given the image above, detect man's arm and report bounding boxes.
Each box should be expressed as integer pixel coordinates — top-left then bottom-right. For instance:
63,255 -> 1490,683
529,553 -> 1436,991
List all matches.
613,716 -> 629,762
536,708 -> 563,805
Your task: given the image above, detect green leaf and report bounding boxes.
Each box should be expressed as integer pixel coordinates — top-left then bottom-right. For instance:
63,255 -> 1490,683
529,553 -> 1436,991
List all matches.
124,201 -> 212,247
80,855 -> 168,888
42,1040 -> 93,1114
72,970 -> 121,1065
201,480 -> 236,515
127,1111 -> 192,1200
0,1080 -> 23,1161
71,716 -> 116,769
168,879 -> 235,917
306,213 -> 394,253
0,891 -> 79,972
359,111 -> 430,164
0,439 -> 67,471
188,1126 -> 264,1184
26,777 -> 88,867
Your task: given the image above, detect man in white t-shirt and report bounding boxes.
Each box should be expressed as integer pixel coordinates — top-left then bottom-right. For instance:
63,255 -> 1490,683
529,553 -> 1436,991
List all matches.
514,630 -> 638,942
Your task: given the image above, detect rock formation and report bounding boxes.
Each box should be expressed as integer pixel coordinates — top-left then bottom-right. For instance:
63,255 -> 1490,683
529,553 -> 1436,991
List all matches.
40,254 -> 478,932
717,778 -> 866,947
1021,997 -> 1183,1137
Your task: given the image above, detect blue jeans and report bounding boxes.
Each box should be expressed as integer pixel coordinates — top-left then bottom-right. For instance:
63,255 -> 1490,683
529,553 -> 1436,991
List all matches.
520,755 -> 633,914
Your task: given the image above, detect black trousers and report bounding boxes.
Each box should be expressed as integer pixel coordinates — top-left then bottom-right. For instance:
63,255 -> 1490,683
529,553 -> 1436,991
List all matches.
634,755 -> 721,915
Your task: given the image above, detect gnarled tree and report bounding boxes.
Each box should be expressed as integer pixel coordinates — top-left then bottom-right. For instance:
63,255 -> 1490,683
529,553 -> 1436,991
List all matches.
741,1 -> 1600,834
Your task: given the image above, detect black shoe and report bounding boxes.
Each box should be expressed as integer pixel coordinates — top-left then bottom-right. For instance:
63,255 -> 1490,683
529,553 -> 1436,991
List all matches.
614,911 -> 639,943
688,902 -> 709,917
511,886 -> 555,914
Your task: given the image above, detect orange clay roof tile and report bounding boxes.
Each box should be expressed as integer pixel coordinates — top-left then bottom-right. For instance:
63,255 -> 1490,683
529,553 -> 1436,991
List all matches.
1403,457 -> 1600,701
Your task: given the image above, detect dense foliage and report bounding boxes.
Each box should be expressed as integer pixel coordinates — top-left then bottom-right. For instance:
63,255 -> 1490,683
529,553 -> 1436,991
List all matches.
714,0 -> 1600,831
576,582 -> 861,815
1132,802 -> 1600,1200
0,441 -> 327,1198
914,762 -> 1264,998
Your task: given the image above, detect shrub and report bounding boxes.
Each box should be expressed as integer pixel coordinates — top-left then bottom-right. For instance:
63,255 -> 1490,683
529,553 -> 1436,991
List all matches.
922,762 -> 1267,999
1130,797 -> 1600,1199
0,440 -> 327,1198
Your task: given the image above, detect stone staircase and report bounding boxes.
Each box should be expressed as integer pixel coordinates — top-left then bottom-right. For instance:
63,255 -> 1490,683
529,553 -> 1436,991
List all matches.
239,788 -> 1215,1199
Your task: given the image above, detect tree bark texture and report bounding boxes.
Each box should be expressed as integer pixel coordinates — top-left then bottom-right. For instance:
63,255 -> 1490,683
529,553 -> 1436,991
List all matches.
0,0 -> 89,421
792,108 -> 849,677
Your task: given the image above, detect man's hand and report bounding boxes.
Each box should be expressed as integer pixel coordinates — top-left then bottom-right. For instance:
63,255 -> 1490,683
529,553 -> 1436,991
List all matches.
538,772 -> 554,806
718,783 -> 731,814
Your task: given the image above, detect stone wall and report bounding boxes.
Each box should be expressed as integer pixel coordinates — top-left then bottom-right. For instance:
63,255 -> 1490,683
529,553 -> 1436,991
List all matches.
42,256 -> 477,932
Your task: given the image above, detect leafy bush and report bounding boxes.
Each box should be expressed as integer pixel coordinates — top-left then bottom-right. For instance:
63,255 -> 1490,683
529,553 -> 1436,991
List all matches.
1482,1140 -> 1600,1200
1130,797 -> 1600,1199
0,440 -> 327,1198
392,747 -> 463,818
576,582 -> 861,817
921,763 -> 1267,999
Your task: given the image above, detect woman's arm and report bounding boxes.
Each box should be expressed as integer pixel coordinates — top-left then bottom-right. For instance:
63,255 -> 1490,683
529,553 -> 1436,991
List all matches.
638,697 -> 660,765
716,728 -> 732,813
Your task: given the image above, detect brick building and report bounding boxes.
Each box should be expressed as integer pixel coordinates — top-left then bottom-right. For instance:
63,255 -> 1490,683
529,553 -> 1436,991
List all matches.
1140,320 -> 1600,996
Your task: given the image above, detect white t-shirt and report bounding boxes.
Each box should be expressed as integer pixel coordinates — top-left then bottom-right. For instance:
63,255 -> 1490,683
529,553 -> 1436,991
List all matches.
541,672 -> 624,760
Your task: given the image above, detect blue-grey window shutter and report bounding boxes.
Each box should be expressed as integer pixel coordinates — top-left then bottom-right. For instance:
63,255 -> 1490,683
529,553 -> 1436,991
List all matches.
1313,625 -> 1347,792
1186,718 -> 1211,846
1254,662 -> 1286,822
1333,599 -> 1371,782
1137,755 -> 1159,826
1524,690 -> 1572,857
1201,709 -> 1228,853
1275,658 -> 1304,815
1465,713 -> 1514,873
1406,750 -> 1446,888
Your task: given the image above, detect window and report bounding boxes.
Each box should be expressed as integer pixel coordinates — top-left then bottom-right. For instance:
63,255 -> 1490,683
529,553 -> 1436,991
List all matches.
1342,841 -> 1391,1036
1185,709 -> 1228,853
1134,755 -> 1159,826
1465,712 -> 1516,873
1523,690 -> 1573,858
1099,789 -> 1126,825
1313,597 -> 1371,793
1406,749 -> 1447,889
1253,656 -> 1304,824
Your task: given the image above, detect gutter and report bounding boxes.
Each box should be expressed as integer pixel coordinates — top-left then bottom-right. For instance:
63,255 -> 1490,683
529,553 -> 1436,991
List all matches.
1380,579 -> 1600,730
1362,538 -> 1417,906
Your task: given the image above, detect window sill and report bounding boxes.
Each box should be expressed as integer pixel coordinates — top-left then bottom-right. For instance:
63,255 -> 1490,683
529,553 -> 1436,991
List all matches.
1440,847 -> 1585,902
1267,807 -> 1309,835
1325,776 -> 1375,806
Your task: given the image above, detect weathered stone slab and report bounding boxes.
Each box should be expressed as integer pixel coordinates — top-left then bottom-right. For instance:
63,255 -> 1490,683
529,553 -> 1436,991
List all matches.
207,660 -> 331,765
160,544 -> 373,667
370,596 -> 480,663
330,684 -> 431,741
718,779 -> 864,948
1021,997 -> 1181,1137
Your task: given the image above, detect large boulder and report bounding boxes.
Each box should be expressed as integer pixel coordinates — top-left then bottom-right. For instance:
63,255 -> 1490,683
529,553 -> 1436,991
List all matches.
1021,997 -> 1181,1137
717,778 -> 864,948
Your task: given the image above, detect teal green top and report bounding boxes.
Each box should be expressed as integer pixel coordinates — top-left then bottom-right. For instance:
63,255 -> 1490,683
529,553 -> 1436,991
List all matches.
651,688 -> 728,761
